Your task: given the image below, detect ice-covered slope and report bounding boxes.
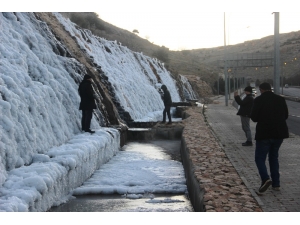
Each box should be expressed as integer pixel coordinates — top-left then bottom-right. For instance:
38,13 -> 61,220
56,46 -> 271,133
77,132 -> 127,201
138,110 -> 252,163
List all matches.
0,12 -> 101,175
0,12 -> 183,174
0,12 -> 196,211
54,13 -> 181,121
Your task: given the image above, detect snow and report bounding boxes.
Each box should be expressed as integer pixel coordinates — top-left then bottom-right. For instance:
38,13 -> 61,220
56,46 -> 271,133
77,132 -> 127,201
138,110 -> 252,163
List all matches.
0,12 -> 195,212
54,12 -> 182,121
73,142 -> 187,196
1,13 -> 96,173
180,75 -> 198,100
0,129 -> 119,212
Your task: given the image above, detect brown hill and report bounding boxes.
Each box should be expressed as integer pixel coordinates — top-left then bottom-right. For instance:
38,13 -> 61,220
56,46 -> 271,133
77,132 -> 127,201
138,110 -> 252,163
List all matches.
61,12 -> 300,92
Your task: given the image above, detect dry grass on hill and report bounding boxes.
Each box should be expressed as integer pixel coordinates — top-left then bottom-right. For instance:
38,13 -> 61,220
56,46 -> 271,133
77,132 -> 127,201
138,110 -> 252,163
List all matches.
61,12 -> 300,92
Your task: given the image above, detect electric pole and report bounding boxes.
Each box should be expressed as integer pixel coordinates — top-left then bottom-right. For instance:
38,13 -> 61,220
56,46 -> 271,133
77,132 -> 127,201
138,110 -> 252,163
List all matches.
274,12 -> 280,94
224,12 -> 228,106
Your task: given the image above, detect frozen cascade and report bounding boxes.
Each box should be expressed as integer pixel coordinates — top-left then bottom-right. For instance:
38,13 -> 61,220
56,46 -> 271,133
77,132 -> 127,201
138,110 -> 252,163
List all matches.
180,75 -> 198,100
0,12 -> 193,211
54,13 -> 181,121
0,12 -> 100,172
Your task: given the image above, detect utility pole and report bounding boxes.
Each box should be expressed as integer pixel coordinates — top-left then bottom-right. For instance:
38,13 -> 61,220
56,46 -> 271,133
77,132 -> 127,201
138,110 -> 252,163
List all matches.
217,75 -> 219,95
233,75 -> 236,91
274,12 -> 280,94
281,63 -> 285,94
224,12 -> 228,106
228,72 -> 231,100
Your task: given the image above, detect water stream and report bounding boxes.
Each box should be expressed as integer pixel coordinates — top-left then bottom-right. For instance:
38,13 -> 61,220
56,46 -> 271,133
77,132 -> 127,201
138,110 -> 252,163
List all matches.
49,140 -> 193,212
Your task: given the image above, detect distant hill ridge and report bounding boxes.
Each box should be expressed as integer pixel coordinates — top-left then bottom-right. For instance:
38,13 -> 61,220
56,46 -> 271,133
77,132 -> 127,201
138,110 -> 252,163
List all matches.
61,12 -> 300,89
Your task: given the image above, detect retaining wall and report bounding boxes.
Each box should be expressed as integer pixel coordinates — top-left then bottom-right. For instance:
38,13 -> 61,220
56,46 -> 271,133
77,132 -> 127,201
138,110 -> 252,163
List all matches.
181,107 -> 262,212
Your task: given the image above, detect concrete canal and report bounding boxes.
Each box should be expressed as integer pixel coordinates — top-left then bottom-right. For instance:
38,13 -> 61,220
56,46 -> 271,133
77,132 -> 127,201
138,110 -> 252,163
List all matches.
49,138 -> 194,212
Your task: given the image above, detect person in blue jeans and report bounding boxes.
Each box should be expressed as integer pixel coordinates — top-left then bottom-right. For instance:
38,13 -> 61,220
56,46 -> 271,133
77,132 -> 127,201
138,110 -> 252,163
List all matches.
250,82 -> 289,194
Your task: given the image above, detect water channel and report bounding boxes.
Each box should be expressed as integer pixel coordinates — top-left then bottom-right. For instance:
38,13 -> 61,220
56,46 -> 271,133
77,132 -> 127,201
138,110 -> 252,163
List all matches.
49,140 -> 194,212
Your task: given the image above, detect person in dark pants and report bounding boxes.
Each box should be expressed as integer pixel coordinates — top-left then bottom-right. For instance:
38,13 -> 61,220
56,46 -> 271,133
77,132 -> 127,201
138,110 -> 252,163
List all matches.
78,75 -> 96,134
160,85 -> 172,125
250,82 -> 289,194
234,86 -> 254,146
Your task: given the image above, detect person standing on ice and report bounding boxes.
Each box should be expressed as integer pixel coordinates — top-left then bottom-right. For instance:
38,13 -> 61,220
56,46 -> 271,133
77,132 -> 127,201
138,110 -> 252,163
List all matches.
78,75 -> 96,134
160,84 -> 172,125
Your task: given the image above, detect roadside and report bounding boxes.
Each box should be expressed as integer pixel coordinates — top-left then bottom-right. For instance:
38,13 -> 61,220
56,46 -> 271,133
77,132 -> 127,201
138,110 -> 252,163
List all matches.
181,106 -> 262,212
205,95 -> 300,211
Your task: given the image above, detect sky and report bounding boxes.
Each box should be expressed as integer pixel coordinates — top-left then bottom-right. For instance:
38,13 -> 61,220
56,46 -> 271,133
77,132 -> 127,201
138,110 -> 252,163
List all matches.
95,6 -> 300,50
4,0 -> 300,50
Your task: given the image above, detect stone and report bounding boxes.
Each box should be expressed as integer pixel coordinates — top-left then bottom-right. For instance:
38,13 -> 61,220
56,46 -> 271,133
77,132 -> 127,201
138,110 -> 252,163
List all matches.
181,107 -> 262,212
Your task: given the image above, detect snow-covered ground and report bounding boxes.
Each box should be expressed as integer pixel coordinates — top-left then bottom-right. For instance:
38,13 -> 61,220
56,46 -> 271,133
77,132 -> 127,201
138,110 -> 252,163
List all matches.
0,12 -> 197,212
0,128 -> 120,211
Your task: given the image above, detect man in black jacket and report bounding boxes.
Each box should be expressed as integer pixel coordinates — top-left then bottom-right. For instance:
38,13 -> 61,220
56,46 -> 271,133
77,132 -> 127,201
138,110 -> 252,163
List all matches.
78,75 -> 96,134
160,85 -> 172,125
251,82 -> 289,194
234,86 -> 254,146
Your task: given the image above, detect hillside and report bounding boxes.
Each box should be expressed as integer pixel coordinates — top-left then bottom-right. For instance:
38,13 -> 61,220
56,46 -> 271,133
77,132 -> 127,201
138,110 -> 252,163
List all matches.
1,12 -> 200,211
61,12 -> 300,90
1,12 -> 191,174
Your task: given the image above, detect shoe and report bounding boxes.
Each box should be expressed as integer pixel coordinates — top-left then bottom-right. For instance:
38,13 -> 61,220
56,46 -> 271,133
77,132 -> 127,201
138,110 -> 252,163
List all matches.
242,141 -> 253,146
85,129 -> 95,134
258,179 -> 272,193
160,121 -> 166,124
272,186 -> 280,191
166,122 -> 172,125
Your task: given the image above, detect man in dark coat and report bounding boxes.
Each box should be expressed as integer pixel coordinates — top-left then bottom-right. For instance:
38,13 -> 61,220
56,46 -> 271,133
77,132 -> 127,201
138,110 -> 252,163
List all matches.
234,86 -> 254,146
250,82 -> 289,194
161,85 -> 172,125
78,75 -> 96,133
